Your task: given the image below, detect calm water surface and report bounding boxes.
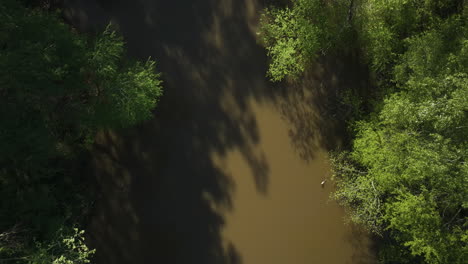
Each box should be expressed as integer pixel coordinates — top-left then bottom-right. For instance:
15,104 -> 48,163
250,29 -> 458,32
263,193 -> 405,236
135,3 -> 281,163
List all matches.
64,0 -> 376,263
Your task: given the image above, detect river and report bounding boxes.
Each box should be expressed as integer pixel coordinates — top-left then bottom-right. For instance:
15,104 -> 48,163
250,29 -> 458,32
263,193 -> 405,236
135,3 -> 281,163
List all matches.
63,0 -> 376,263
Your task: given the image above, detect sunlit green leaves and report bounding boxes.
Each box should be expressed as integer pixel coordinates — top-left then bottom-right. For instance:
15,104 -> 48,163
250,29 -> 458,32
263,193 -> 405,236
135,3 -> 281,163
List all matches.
330,1 -> 467,263
259,0 -> 348,81
259,7 -> 309,81
27,228 -> 95,264
96,59 -> 163,127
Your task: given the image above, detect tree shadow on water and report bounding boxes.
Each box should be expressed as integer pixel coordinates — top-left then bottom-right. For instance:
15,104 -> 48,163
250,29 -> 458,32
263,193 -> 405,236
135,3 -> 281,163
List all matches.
63,0 -> 278,264
275,53 -> 370,162
344,224 -> 378,264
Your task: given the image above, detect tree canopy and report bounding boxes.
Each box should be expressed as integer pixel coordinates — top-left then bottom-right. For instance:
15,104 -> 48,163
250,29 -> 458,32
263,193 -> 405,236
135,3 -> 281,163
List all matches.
0,0 -> 163,262
260,0 -> 467,263
258,0 -> 350,81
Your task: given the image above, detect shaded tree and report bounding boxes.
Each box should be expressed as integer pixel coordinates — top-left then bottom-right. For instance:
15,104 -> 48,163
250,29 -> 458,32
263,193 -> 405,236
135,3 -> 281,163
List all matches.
0,0 -> 163,261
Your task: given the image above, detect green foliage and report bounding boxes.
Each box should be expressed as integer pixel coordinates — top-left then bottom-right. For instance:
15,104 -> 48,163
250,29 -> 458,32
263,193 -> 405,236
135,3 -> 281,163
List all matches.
259,7 -> 311,81
258,0 -> 349,81
0,0 -> 163,261
0,1 -> 163,165
260,4 -> 467,261
330,151 -> 384,233
27,228 -> 95,264
331,2 -> 467,263
93,57 -> 163,128
0,227 -> 95,264
385,192 -> 464,264
356,0 -> 464,76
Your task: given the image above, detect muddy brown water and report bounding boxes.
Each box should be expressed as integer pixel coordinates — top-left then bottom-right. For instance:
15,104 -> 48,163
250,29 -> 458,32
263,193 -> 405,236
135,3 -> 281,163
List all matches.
63,0 -> 376,263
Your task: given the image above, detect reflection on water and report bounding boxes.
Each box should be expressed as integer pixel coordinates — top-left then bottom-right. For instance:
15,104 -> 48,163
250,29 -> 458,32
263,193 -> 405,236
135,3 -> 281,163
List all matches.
64,0 -> 376,263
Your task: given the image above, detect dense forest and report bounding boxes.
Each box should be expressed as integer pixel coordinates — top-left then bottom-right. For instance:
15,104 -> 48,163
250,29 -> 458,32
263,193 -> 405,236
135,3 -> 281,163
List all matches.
259,0 -> 466,263
0,0 -> 162,262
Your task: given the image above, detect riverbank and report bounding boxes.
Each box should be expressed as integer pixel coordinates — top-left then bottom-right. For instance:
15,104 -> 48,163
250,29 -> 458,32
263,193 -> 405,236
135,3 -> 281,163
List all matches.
62,0 -> 377,263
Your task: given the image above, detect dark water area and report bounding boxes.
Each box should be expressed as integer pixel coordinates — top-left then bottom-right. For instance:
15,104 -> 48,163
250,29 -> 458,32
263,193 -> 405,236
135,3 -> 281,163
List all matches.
63,1 -> 376,263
